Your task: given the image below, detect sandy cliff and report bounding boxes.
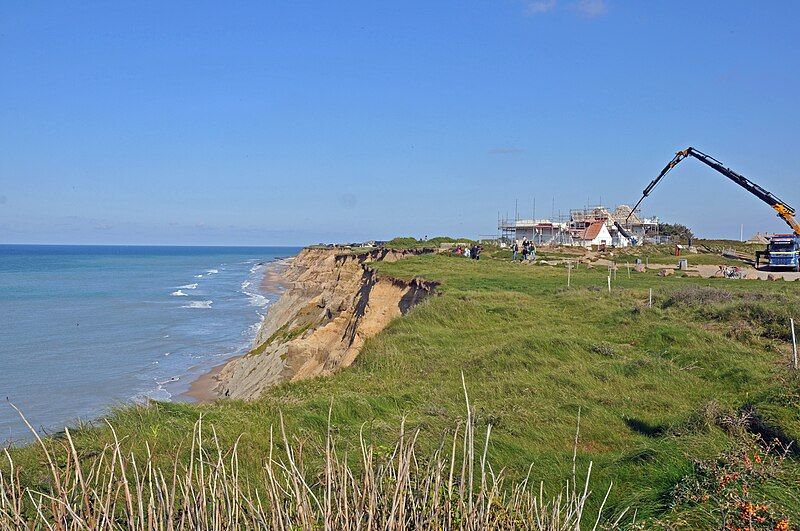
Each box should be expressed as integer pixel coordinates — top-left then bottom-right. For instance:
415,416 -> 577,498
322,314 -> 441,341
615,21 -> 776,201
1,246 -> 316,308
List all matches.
216,247 -> 437,400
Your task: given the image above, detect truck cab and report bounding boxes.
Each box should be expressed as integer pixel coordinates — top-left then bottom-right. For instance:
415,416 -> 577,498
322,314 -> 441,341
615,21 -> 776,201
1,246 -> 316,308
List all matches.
761,234 -> 800,271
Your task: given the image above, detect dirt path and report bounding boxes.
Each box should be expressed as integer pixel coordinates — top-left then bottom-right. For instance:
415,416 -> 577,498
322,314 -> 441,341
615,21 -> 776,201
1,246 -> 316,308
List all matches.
647,263 -> 800,281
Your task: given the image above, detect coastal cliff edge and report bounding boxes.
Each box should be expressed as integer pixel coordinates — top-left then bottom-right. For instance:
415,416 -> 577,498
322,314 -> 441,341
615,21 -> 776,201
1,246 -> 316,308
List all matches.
214,247 -> 437,400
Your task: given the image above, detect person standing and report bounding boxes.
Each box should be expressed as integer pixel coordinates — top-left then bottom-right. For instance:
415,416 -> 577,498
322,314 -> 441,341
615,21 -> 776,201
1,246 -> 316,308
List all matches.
512,240 -> 519,261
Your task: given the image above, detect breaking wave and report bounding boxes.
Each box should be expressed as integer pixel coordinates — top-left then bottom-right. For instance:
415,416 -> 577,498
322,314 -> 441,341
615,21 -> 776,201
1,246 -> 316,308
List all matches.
240,278 -> 269,308
182,300 -> 213,309
248,293 -> 269,307
171,290 -> 188,297
178,283 -> 198,290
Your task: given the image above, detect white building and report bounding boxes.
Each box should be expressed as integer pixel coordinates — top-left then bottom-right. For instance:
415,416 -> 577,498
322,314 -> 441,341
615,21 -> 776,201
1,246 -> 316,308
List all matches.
498,219 -> 572,245
498,204 -> 659,248
572,221 -> 613,248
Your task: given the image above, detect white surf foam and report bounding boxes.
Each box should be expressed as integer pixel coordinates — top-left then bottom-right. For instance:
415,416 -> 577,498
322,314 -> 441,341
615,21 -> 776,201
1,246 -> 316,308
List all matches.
206,269 -> 219,274
240,279 -> 270,308
171,290 -> 188,297
182,300 -> 213,309
138,387 -> 172,402
247,321 -> 261,336
178,283 -> 198,289
248,293 -> 269,307
194,274 -> 204,278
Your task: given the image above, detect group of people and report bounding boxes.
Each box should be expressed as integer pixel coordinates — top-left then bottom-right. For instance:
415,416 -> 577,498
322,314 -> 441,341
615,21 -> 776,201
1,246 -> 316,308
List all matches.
454,244 -> 483,260
511,237 -> 536,262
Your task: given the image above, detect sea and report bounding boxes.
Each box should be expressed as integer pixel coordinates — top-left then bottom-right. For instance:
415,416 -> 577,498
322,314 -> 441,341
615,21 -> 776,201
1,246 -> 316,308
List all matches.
0,245 -> 300,443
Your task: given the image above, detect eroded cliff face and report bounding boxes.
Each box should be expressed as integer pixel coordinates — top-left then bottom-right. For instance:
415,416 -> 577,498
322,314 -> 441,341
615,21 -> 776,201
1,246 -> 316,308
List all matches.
216,248 -> 436,400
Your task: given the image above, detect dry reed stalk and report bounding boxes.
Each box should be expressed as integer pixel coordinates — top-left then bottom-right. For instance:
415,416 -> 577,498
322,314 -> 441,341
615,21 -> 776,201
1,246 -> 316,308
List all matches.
0,380 -> 628,530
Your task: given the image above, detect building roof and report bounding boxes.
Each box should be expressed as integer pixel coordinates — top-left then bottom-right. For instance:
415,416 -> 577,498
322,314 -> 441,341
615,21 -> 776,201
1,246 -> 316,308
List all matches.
746,233 -> 770,244
498,219 -> 567,230
580,221 -> 606,241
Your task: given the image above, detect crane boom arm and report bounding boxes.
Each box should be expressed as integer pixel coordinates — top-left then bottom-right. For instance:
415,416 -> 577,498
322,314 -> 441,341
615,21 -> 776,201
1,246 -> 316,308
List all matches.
629,147 -> 800,235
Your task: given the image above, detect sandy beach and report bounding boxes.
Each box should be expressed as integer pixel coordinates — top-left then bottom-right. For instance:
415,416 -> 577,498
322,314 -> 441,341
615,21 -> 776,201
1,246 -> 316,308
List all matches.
260,256 -> 292,292
182,359 -> 230,402
180,256 -> 294,403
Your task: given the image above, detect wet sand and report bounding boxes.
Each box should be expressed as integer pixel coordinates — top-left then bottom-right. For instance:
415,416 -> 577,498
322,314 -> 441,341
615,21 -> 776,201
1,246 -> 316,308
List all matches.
261,257 -> 292,291
183,359 -> 229,402
179,256 -> 294,403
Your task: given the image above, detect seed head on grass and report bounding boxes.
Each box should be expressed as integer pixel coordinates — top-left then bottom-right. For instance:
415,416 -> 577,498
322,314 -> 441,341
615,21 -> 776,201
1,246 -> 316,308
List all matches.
0,382 -> 628,529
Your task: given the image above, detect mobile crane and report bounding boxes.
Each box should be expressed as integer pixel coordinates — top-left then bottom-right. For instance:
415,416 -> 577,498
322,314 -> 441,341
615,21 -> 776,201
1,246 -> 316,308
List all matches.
628,147 -> 800,271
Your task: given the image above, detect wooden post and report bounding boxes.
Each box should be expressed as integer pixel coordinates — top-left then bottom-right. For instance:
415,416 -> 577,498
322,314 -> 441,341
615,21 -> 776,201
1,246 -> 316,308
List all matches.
792,318 -> 798,370
613,262 -> 617,281
607,276 -> 611,293
626,261 -> 630,279
567,261 -> 571,288
649,288 -> 652,308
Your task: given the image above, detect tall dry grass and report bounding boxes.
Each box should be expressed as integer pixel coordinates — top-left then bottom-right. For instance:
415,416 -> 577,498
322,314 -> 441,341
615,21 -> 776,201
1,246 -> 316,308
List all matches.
1,377 -> 629,529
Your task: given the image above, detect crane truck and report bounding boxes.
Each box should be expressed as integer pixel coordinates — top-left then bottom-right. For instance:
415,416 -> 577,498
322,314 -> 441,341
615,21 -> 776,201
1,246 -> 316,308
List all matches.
628,147 -> 800,271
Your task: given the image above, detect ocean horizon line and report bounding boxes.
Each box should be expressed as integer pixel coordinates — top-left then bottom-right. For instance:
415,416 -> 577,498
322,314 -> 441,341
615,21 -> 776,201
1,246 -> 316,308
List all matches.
0,243 -> 305,249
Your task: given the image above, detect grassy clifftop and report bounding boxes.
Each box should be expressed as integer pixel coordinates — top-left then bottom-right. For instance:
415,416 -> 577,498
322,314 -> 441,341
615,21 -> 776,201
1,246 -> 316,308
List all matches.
7,249 -> 800,527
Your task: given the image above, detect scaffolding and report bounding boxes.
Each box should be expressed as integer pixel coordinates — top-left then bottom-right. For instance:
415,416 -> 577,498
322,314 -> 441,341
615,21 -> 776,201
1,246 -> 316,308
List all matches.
497,213 -> 572,246
498,203 -> 661,247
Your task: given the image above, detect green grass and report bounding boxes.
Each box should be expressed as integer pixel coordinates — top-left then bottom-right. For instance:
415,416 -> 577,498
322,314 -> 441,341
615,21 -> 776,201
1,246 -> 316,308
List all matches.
6,250 -> 800,527
385,236 -> 475,249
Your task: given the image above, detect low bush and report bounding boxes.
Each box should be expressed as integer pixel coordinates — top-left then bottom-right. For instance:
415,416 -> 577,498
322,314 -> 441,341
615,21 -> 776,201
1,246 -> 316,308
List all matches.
668,437 -> 793,530
661,286 -> 735,308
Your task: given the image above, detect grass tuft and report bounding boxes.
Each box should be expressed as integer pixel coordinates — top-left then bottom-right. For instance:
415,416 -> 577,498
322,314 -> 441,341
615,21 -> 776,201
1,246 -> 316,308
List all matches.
0,383 -> 629,529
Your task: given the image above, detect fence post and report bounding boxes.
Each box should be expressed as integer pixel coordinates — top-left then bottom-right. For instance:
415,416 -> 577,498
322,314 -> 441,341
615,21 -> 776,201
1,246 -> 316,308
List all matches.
792,318 -> 798,370
607,276 -> 611,293
649,288 -> 652,308
567,261 -> 571,288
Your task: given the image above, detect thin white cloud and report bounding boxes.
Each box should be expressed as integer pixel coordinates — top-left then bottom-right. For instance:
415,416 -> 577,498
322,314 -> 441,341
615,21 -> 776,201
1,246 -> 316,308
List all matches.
490,147 -> 526,155
525,0 -> 557,15
571,0 -> 608,18
524,0 -> 607,18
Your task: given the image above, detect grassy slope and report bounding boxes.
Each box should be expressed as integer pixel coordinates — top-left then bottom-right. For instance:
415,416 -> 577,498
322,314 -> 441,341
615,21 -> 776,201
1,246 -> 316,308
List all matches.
9,250 -> 800,525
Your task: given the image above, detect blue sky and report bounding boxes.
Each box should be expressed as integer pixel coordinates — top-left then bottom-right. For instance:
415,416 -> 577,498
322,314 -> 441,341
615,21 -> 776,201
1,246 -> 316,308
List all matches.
1,1 -> 799,245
